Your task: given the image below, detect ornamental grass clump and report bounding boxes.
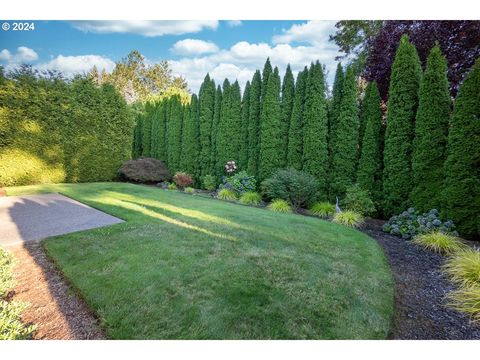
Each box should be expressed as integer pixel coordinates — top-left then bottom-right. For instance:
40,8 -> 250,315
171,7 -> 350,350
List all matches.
267,199 -> 292,213
309,202 -> 335,218
184,187 -> 195,194
411,231 -> 466,255
217,188 -> 237,201
446,284 -> 480,323
167,183 -> 177,190
332,211 -> 364,228
239,192 -> 262,206
443,250 -> 480,287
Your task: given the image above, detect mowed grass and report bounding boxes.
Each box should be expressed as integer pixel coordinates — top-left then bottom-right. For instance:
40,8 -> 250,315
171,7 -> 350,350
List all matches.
7,182 -> 394,339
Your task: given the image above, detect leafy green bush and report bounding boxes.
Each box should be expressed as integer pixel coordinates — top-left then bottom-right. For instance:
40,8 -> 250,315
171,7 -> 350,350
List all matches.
446,284 -> 480,323
0,249 -> 14,298
309,202 -> 335,218
443,250 -> 480,287
0,300 -> 36,340
261,168 -> 319,210
202,175 -> 216,191
382,208 -> 458,239
118,158 -> 170,183
267,199 -> 292,213
333,211 -> 364,228
184,187 -> 195,194
412,232 -> 466,254
0,70 -> 134,186
173,172 -> 194,189
342,184 -> 376,216
239,192 -> 262,206
167,183 -> 178,190
217,188 -> 237,201
220,171 -> 256,196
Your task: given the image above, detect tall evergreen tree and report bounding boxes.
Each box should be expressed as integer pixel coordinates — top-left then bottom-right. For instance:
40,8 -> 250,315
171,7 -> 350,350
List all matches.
167,95 -> 183,172
442,59 -> 480,240
142,102 -> 153,157
156,100 -> 167,161
150,103 -> 160,159
328,63 -> 344,164
198,74 -> 216,177
280,65 -> 295,167
210,85 -> 222,178
302,62 -> 329,198
411,45 -> 451,211
238,81 -> 251,170
215,79 -> 232,178
356,81 -> 384,205
180,94 -> 200,179
383,34 -> 422,216
132,113 -> 143,158
259,67 -> 282,180
330,66 -> 360,198
247,70 -> 262,177
287,67 -> 308,170
261,58 -> 273,100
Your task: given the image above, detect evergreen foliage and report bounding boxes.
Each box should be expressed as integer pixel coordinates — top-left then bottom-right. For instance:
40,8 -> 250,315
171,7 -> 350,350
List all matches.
247,70 -> 262,177
442,59 -> 480,239
280,65 -> 295,167
166,95 -> 183,173
261,58 -> 273,100
411,45 -> 451,211
382,35 -> 422,216
328,63 -> 344,169
180,94 -> 200,179
198,74 -> 216,177
239,81 -> 251,170
210,85 -> 222,177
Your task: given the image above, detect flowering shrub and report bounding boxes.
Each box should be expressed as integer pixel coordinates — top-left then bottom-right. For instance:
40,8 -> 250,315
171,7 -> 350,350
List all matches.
220,171 -> 256,196
224,160 -> 237,174
172,172 -> 194,189
382,208 -> 458,239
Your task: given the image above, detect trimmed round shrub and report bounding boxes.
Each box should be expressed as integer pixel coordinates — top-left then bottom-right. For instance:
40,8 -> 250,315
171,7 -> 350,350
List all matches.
333,211 -> 364,228
119,157 -> 170,183
173,172 -> 194,189
267,199 -> 292,213
261,168 -> 319,210
202,175 -> 216,191
184,187 -> 195,194
310,202 -> 335,218
342,184 -> 376,216
443,250 -> 480,287
412,231 -> 466,255
217,188 -> 237,201
239,192 -> 262,206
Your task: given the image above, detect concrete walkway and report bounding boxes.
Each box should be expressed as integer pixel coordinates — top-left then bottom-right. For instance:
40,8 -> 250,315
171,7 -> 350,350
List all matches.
0,193 -> 123,247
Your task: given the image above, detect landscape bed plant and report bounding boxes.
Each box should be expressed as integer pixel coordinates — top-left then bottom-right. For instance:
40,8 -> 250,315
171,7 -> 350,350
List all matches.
333,211 -> 364,228
411,232 -> 466,255
309,202 -> 335,218
217,188 -> 237,201
239,192 -> 262,206
267,199 -> 292,213
443,250 -> 480,287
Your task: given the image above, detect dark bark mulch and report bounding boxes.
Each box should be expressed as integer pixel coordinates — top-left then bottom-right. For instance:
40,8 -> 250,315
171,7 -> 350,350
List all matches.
363,219 -> 480,339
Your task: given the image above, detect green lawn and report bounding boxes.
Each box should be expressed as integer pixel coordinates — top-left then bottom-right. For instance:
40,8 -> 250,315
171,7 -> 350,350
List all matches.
7,182 -> 394,339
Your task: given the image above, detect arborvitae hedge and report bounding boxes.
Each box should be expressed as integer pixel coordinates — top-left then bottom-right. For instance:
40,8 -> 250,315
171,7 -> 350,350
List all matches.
383,35 -> 422,216
356,81 -> 384,205
167,95 -> 183,173
0,73 -> 133,186
259,67 -> 282,181
215,79 -> 232,178
247,70 -> 262,178
261,58 -> 273,100
442,59 -> 480,240
198,74 -> 216,177
280,65 -> 295,167
239,81 -> 251,170
210,85 -> 222,178
132,114 -> 143,159
330,66 -> 360,198
410,45 -> 451,212
328,63 -> 344,168
287,67 -> 307,170
142,102 -> 153,157
180,94 -> 200,179
302,62 -> 329,198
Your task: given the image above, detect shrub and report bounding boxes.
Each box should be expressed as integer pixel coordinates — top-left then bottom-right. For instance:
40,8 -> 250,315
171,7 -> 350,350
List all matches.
342,184 -> 376,216
446,284 -> 480,323
172,172 -> 194,189
217,188 -> 237,201
167,183 -> 177,190
261,168 -> 319,210
382,208 -> 458,240
0,249 -> 14,298
202,175 -> 216,191
0,300 -> 37,340
333,211 -> 364,228
220,171 -> 256,196
443,250 -> 480,287
412,232 -> 467,254
119,158 -> 170,183
310,202 -> 335,218
184,187 -> 195,194
239,192 -> 262,206
267,199 -> 292,213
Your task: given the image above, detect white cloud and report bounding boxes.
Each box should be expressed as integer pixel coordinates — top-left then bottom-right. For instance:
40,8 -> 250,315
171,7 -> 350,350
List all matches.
0,46 -> 38,64
226,20 -> 242,27
171,39 -> 219,56
0,49 -> 12,61
36,55 -> 115,76
70,20 -> 219,37
273,20 -> 337,46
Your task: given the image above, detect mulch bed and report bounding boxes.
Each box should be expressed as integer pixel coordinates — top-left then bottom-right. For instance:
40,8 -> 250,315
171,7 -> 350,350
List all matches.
363,219 -> 480,339
10,243 -> 105,340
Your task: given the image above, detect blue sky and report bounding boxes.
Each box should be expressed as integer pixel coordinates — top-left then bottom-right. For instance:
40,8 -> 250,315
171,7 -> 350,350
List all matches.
0,20 -> 342,92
